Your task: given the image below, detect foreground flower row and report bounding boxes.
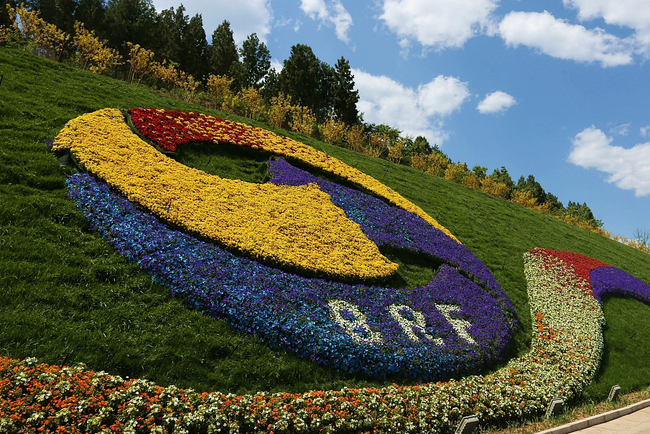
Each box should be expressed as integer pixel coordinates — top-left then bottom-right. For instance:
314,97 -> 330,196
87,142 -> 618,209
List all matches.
52,108 -> 396,281
5,249 -> 646,433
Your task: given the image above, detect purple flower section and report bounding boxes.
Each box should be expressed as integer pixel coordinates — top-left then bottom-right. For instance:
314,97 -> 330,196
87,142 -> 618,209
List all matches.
590,266 -> 650,304
66,173 -> 515,381
268,157 -> 518,329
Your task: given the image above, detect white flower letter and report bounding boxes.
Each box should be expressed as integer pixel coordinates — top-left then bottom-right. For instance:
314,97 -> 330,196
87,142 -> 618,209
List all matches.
388,304 -> 442,344
435,304 -> 476,344
328,300 -> 382,345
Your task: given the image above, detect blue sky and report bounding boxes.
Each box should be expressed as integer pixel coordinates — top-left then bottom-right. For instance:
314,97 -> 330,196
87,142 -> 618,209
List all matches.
150,0 -> 650,241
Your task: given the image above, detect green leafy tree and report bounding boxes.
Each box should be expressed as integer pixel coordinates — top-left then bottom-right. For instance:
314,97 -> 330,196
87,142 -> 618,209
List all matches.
331,56 -> 359,125
563,201 -> 602,228
74,0 -> 106,35
545,192 -> 564,212
369,124 -> 401,144
279,43 -> 333,121
104,0 -> 157,57
404,135 -> 433,156
472,165 -> 487,179
515,174 -> 547,204
209,20 -> 239,80
239,33 -> 270,89
490,166 -> 515,190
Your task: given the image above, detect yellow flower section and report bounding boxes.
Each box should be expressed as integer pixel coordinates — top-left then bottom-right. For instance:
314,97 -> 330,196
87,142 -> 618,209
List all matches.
53,108 -> 398,281
176,112 -> 460,243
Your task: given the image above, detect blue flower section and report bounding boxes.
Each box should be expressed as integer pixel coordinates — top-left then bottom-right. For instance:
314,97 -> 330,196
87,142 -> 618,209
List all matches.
66,172 -> 514,381
590,266 -> 650,304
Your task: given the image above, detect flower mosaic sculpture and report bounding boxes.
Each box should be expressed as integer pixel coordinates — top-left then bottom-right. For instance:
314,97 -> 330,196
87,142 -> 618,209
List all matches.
3,108 -> 648,432
52,108 -> 518,381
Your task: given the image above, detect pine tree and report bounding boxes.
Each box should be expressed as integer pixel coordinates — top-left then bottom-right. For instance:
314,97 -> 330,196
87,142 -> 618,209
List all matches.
239,33 -> 270,89
331,56 -> 359,125
74,0 -> 106,35
262,67 -> 281,100
279,44 -> 333,121
1,0 -> 18,28
27,0 -> 76,34
180,13 -> 209,81
209,20 -> 239,79
104,0 -> 157,57
154,5 -> 187,65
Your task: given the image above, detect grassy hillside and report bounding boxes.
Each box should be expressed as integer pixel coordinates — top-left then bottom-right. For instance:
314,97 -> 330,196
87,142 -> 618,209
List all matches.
1,47 -> 650,401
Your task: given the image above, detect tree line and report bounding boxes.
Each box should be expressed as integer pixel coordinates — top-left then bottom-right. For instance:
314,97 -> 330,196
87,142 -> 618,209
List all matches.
5,0 -> 649,251
1,0 -> 360,125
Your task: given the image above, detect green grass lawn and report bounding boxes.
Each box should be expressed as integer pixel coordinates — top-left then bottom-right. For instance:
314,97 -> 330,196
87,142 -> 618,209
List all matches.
2,47 -> 650,401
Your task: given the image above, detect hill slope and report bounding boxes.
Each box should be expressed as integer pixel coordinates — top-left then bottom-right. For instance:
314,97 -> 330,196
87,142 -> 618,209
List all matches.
1,47 -> 650,400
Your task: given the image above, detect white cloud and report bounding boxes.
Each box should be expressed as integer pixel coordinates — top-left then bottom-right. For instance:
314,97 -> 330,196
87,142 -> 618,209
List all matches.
151,0 -> 273,44
300,0 -> 353,43
610,123 -> 631,136
379,0 -> 499,50
568,126 -> 650,196
477,91 -> 517,114
275,16 -> 302,32
498,10 -> 634,67
641,125 -> 650,138
564,0 -> 650,54
353,69 -> 470,145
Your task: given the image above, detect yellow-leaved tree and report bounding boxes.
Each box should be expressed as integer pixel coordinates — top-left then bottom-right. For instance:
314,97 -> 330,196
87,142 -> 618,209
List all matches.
425,152 -> 450,177
7,4 -> 69,60
240,87 -> 265,120
410,153 -> 427,171
126,42 -> 155,84
289,106 -> 316,136
206,74 -> 233,108
268,93 -> 292,128
319,117 -> 348,146
344,124 -> 366,153
387,139 -> 404,164
73,22 -> 122,75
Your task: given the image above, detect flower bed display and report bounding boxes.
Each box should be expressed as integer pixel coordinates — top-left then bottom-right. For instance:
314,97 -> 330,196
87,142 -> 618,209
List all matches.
3,248 -> 648,433
11,107 -> 646,432
51,108 -> 521,381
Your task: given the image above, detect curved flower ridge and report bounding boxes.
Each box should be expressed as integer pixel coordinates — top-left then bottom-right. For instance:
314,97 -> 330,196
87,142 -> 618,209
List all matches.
267,157 -> 517,328
4,249 -> 644,433
51,108 -> 397,281
128,107 -> 459,242
591,266 -> 650,303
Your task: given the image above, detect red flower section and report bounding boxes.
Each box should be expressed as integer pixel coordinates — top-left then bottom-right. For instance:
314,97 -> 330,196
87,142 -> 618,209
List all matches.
129,107 -> 276,152
530,248 -> 608,282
